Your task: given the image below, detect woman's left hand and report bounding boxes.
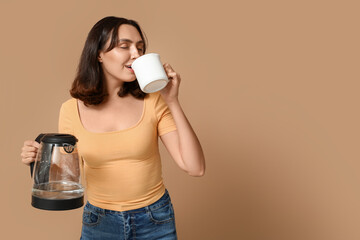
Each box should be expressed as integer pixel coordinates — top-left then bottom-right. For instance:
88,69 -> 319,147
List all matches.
160,63 -> 181,104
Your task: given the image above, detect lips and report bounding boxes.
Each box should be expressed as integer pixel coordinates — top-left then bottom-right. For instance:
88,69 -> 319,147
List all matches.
125,65 -> 134,73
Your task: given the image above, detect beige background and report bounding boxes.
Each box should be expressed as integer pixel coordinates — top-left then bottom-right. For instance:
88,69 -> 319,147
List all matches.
1,0 -> 359,239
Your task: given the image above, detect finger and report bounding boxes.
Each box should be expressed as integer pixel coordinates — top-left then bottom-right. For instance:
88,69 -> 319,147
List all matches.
24,140 -> 34,146
167,72 -> 181,82
33,141 -> 40,148
163,63 -> 175,72
22,151 -> 37,158
24,140 -> 40,148
22,157 -> 35,165
167,73 -> 177,80
167,72 -> 177,78
22,146 -> 38,152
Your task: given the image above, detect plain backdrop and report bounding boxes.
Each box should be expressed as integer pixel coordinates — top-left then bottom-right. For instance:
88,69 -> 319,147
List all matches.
1,0 -> 359,239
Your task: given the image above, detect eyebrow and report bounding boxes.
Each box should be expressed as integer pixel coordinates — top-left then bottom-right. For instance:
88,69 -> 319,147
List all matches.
118,38 -> 144,44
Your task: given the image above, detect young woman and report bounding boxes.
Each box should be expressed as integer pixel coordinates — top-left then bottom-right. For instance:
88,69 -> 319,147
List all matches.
21,16 -> 205,240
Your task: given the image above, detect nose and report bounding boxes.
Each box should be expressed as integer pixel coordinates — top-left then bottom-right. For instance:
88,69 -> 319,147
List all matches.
131,46 -> 141,59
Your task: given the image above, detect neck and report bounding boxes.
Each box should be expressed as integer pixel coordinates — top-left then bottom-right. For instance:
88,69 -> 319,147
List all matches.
103,76 -> 125,103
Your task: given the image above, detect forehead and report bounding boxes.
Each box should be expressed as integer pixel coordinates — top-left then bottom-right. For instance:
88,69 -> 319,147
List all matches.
117,24 -> 142,42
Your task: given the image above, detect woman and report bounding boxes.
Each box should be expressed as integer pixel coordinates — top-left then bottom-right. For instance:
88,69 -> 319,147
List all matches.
21,16 -> 205,240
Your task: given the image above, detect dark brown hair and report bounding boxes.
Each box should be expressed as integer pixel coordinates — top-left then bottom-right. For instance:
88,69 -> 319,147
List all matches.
70,16 -> 147,105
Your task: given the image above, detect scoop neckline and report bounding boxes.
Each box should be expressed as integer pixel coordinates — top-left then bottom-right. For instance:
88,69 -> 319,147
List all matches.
74,96 -> 147,134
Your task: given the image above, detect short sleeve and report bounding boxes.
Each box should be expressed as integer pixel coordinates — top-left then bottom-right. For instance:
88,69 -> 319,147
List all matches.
58,100 -> 74,135
154,94 -> 177,136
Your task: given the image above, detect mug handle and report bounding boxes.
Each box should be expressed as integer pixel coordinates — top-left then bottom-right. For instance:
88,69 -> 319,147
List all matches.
30,134 -> 46,178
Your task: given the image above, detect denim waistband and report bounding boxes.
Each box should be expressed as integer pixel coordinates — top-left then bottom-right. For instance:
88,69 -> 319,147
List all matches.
84,189 -> 171,215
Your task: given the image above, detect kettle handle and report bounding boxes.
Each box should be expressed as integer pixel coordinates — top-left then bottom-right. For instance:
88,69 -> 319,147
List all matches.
30,134 -> 46,178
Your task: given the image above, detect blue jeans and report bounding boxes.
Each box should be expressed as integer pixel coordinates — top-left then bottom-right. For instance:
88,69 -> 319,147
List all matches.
80,189 -> 177,240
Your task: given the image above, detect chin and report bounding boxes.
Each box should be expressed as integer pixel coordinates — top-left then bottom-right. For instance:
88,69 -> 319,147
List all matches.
119,75 -> 137,83
126,78 -> 137,83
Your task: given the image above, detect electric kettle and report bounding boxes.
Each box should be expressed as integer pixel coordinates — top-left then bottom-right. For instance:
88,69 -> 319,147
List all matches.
30,133 -> 84,210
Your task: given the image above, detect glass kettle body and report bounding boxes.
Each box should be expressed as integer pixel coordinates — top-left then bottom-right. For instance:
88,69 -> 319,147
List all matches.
31,133 -> 84,210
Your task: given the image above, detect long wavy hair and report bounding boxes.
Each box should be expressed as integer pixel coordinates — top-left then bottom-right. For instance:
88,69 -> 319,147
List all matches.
70,16 -> 147,105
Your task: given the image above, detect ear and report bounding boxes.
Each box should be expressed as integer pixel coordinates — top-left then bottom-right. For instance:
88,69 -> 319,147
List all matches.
98,52 -> 103,62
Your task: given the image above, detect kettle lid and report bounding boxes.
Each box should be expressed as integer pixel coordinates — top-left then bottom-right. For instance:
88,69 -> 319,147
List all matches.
41,134 -> 78,145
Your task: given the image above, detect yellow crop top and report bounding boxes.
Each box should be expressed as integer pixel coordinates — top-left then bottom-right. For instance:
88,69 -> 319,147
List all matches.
58,92 -> 177,211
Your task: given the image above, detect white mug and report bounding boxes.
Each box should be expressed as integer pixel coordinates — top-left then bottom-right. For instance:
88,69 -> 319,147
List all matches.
131,53 -> 169,93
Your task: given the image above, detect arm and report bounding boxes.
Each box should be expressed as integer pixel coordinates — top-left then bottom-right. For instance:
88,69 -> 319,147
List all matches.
160,63 -> 205,177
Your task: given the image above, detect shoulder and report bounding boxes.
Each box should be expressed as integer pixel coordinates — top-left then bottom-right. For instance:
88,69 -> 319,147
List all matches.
58,99 -> 77,133
60,98 -> 77,114
145,92 -> 162,107
146,92 -> 161,101
61,98 -> 77,108
146,92 -> 166,104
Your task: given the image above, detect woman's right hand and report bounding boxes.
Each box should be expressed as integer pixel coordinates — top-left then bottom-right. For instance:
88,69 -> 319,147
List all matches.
21,140 -> 40,165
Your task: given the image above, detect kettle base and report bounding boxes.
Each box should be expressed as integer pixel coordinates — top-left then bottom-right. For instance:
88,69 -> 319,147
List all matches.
31,195 -> 84,211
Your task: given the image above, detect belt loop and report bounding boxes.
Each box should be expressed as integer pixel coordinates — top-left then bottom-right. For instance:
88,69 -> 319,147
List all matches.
87,201 -> 105,215
145,206 -> 150,213
95,205 -> 105,215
